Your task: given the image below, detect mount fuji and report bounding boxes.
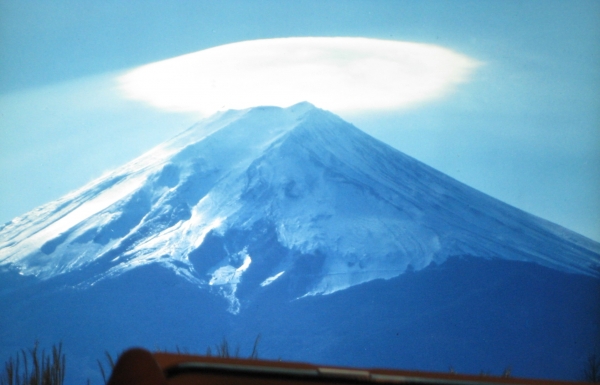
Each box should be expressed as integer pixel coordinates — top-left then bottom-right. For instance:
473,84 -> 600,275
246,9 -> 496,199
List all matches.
1,103 -> 599,384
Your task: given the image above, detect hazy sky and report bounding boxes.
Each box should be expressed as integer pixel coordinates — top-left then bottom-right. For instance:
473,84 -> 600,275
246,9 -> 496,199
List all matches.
0,0 -> 599,241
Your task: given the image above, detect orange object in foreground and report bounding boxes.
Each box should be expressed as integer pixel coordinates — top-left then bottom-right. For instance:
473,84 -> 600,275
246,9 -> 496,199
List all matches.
107,348 -> 586,385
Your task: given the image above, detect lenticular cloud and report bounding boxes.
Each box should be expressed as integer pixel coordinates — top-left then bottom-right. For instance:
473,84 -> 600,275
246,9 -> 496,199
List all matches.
118,37 -> 481,116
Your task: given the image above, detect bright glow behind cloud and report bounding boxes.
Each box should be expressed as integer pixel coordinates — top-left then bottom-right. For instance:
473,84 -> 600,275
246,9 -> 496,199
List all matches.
118,37 -> 480,115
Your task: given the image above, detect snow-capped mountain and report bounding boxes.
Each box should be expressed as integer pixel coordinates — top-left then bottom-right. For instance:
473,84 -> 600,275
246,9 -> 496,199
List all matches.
0,102 -> 598,312
1,103 -> 599,383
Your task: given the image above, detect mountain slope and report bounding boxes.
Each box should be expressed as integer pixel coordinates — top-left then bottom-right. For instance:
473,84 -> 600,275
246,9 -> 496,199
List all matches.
0,102 -> 598,307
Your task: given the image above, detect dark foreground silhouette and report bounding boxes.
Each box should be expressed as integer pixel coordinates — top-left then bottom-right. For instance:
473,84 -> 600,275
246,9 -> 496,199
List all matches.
106,348 -> 587,385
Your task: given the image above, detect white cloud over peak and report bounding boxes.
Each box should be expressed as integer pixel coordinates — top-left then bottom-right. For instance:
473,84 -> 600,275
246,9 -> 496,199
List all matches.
118,37 -> 481,116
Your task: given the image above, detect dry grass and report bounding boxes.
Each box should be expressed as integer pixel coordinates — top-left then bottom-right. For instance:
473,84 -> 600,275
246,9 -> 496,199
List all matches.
205,335 -> 261,359
583,353 -> 600,383
0,342 -> 65,385
96,352 -> 116,385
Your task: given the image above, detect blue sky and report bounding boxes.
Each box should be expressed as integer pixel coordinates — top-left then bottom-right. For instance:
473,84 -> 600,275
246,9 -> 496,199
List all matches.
0,0 -> 599,240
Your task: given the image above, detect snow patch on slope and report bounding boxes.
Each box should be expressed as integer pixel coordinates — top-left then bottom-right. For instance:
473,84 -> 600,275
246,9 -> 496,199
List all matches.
209,249 -> 252,314
260,271 -> 285,287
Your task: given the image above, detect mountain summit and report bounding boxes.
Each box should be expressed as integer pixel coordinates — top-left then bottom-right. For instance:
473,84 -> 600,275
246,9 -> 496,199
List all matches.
1,103 -> 599,310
